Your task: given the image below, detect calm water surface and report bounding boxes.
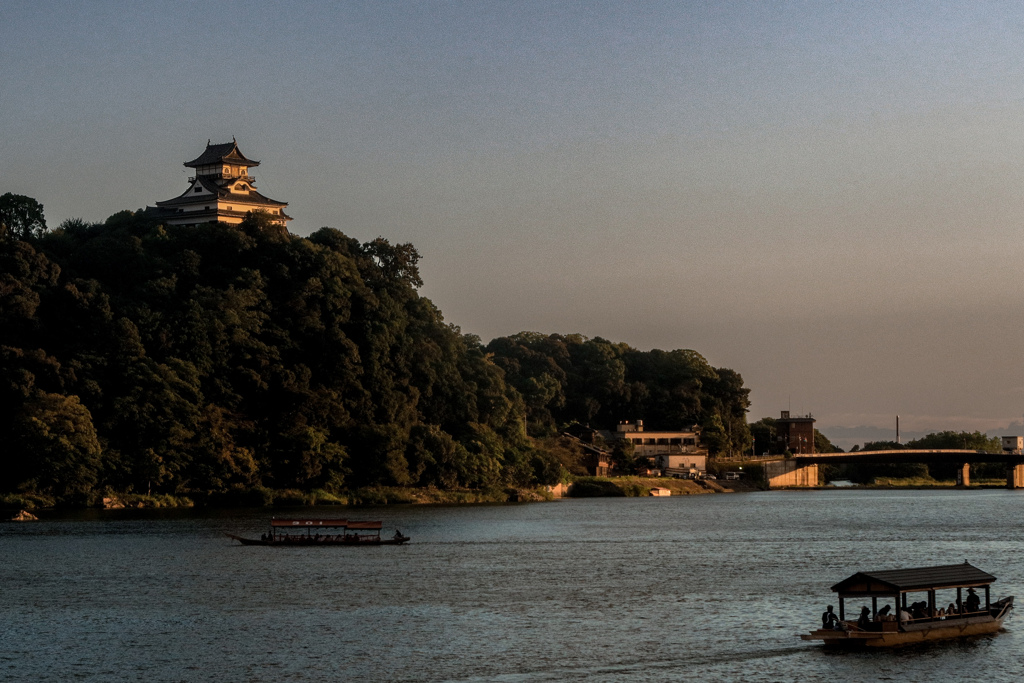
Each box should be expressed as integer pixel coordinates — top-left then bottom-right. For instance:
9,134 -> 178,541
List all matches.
3,490 -> 1023,682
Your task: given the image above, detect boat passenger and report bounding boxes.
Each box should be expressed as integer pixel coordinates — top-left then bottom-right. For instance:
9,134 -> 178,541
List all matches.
876,605 -> 892,620
899,607 -> 912,623
947,602 -> 956,616
822,605 -> 839,629
857,606 -> 871,629
966,588 -> 981,614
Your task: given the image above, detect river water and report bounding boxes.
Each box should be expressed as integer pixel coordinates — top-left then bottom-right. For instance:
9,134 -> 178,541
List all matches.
2,489 -> 1023,682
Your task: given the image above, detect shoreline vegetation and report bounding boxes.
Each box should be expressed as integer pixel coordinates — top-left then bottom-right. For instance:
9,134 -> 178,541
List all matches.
0,488 -> 550,511
833,477 -> 1009,489
1,476 -> 745,511
3,198 -> 1010,514
3,475 -> 1007,513
1,199 -> 754,510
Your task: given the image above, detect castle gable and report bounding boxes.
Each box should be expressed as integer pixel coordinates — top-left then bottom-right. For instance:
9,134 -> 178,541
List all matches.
150,139 -> 291,228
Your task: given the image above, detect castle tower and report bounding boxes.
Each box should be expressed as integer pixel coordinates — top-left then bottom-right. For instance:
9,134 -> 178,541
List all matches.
153,139 -> 292,227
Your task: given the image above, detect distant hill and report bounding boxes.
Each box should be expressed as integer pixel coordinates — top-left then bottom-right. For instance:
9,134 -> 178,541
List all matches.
821,423 -> 1024,452
819,426 -> 923,452
0,200 -> 752,503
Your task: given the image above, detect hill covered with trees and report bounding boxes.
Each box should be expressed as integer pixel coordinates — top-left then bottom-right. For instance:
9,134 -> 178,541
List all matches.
0,194 -> 751,505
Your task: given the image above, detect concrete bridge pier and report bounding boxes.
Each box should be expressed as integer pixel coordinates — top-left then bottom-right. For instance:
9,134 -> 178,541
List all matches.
765,459 -> 819,488
956,463 -> 970,487
1007,464 -> 1024,489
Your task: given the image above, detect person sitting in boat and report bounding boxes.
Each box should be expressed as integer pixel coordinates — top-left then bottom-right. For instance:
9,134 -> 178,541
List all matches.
899,606 -> 912,623
821,605 -> 839,629
857,606 -> 871,629
875,605 -> 892,621
394,530 -> 403,540
947,601 -> 957,616
966,588 -> 981,614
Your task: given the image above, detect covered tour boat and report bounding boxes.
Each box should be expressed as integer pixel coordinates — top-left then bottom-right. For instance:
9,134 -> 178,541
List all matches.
802,561 -> 1013,647
227,518 -> 410,546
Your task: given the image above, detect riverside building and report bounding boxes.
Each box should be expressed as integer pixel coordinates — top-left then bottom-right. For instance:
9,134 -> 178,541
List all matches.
151,139 -> 291,228
776,410 -> 815,454
602,420 -> 708,473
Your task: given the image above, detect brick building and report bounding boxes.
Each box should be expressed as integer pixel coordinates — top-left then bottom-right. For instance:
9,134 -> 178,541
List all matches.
776,411 -> 815,454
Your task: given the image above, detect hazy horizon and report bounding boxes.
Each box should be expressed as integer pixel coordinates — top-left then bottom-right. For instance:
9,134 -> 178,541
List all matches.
4,1 -> 1024,433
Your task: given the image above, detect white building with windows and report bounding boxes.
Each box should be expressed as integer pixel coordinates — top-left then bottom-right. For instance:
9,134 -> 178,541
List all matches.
601,420 -> 708,472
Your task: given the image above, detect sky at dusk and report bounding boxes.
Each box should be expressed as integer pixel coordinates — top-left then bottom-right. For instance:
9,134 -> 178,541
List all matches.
4,1 -> 1024,446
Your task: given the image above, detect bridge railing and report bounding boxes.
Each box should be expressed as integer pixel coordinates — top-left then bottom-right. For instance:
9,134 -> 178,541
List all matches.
713,453 -> 780,463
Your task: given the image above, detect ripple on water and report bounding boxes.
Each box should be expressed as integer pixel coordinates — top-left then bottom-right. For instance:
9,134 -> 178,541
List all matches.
2,490 -> 1023,682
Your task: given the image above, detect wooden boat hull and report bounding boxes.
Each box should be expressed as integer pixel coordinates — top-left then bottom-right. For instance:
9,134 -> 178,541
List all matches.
802,599 -> 1013,647
226,533 -> 410,546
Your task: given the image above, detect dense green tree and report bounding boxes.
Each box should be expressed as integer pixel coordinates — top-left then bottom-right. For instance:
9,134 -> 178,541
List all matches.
906,431 -> 999,452
485,333 -> 752,447
814,429 -> 842,454
0,193 -> 47,241
701,414 -> 730,456
906,431 -> 1001,480
836,431 -> 1003,483
0,195 -> 754,502
862,440 -> 903,451
749,417 -> 777,455
609,438 -> 639,474
9,392 -> 101,500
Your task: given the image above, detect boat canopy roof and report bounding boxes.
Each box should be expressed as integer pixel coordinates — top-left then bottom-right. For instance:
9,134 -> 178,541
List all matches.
271,518 -> 347,528
831,562 -> 996,596
270,518 -> 383,529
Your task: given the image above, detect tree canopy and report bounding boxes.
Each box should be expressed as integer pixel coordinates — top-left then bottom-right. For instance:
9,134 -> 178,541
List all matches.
485,332 -> 751,455
0,199 -> 753,501
0,193 -> 47,241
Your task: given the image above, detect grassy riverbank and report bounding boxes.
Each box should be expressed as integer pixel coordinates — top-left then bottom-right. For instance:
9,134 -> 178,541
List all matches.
1,486 -> 557,511
853,477 -> 1008,488
3,476 -> 760,511
567,476 -> 750,497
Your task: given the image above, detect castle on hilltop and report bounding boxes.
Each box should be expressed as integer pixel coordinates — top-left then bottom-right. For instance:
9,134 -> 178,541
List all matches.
151,139 -> 291,227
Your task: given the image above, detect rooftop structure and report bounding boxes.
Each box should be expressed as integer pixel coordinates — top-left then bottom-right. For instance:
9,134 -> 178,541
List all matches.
151,139 -> 292,227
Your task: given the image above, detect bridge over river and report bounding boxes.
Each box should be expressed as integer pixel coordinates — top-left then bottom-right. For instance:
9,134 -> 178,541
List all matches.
764,449 -> 1024,489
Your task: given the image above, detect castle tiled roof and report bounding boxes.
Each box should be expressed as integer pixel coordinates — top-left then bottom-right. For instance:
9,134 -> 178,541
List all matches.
184,140 -> 260,168
155,176 -> 287,208
224,189 -> 287,206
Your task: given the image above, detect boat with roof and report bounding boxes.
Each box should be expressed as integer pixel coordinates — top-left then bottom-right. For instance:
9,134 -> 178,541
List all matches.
801,561 -> 1013,647
227,518 -> 410,546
